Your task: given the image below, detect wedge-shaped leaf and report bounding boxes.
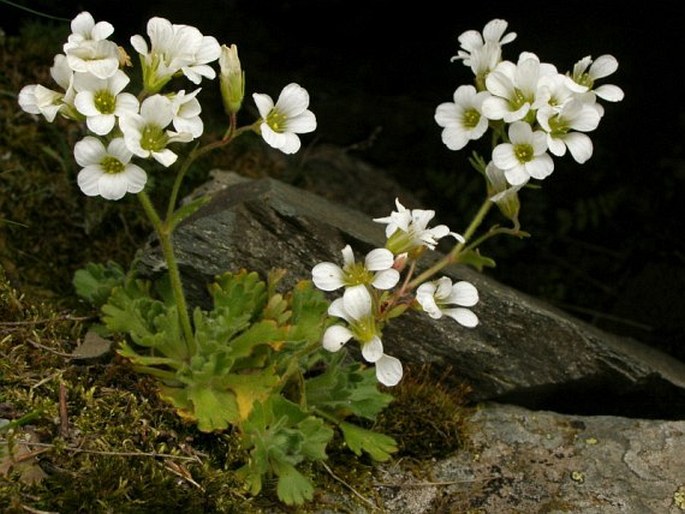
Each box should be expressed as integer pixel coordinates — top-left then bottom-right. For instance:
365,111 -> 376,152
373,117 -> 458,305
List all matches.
210,270 -> 267,318
162,383 -> 241,432
103,283 -> 188,362
192,305 -> 252,354
458,248 -> 496,271
229,319 -> 288,361
339,421 -> 397,462
73,261 -> 125,307
262,293 -> 291,325
238,397 -> 333,503
289,280 -> 331,345
221,370 -> 280,421
305,353 -> 394,420
273,460 -> 315,506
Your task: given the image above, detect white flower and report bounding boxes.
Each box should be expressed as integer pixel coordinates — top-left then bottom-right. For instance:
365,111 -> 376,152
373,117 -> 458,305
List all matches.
65,11 -> 114,45
18,54 -> 78,122
130,17 -> 221,92
373,198 -> 463,255
119,95 -> 193,167
434,85 -> 490,151
64,39 -> 120,79
252,83 -> 317,154
536,97 -> 602,164
73,70 -> 139,135
492,121 -> 554,186
451,18 -> 516,80
312,244 -> 400,292
74,136 -> 146,200
169,89 -> 204,138
482,52 -> 558,123
323,286 -> 403,386
416,276 -> 479,327
568,54 -> 624,103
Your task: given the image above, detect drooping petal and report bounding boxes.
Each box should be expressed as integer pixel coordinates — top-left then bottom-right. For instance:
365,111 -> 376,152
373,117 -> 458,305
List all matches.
375,354 -> 403,387
594,84 -> 624,102
446,281 -> 479,307
371,269 -> 400,290
124,165 -> 147,193
442,307 -> 479,327
563,132 -> 594,164
361,336 -> 383,363
526,154 -> 554,180
322,324 -> 353,352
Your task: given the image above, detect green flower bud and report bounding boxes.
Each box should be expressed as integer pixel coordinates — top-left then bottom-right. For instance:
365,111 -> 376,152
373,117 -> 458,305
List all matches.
219,44 -> 245,115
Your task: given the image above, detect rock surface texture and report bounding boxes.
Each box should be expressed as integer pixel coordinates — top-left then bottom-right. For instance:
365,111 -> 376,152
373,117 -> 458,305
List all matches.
137,156 -> 685,512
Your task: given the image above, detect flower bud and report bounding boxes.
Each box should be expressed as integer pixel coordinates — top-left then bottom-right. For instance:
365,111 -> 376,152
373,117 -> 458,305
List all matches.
485,160 -> 521,222
219,44 -> 245,115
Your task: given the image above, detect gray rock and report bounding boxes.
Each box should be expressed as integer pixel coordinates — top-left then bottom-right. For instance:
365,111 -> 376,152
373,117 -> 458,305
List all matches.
373,402 -> 685,514
137,173 -> 685,419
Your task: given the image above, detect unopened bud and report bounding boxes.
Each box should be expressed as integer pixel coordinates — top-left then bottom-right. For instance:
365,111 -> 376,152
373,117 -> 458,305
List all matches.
219,44 -> 245,115
485,161 -> 521,222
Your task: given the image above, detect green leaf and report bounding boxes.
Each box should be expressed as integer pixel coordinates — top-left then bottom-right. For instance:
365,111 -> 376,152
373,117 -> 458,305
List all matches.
273,460 -> 315,506
168,195 -> 210,231
305,353 -> 394,420
288,280 -> 331,345
72,261 -> 125,306
210,270 -> 267,318
458,249 -> 496,271
339,421 -> 397,462
167,384 -> 241,432
103,282 -> 188,362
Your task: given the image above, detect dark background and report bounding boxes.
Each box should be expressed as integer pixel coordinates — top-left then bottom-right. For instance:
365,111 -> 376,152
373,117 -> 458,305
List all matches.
3,0 -> 684,360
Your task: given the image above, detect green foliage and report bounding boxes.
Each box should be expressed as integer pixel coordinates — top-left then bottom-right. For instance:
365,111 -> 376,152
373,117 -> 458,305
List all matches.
72,260 -> 126,307
91,268 -> 397,505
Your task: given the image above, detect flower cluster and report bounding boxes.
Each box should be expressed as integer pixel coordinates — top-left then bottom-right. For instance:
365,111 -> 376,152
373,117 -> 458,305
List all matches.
311,199 -> 479,386
18,11 -> 316,200
436,18 -> 624,189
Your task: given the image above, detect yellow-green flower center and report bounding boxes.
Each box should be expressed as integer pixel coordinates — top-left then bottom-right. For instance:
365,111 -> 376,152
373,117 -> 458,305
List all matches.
352,316 -> 377,344
548,115 -> 569,136
344,262 -> 374,287
514,143 -> 534,163
510,88 -> 531,110
462,108 -> 481,129
100,156 -> 124,174
575,72 -> 594,89
94,90 -> 116,114
140,124 -> 168,152
266,110 -> 287,133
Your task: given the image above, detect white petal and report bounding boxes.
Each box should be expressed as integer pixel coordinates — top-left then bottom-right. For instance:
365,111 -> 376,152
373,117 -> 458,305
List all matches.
563,132 -> 594,164
311,262 -> 345,291
124,165 -> 147,193
87,114 -> 116,135
74,91 -> 98,115
287,111 -> 317,134
526,154 -> 554,180
322,325 -> 353,352
361,336 -> 383,363
492,143 -> 518,170
371,269 -> 400,290
443,307 -> 479,327
447,281 -> 479,307
590,55 -> 618,79
252,92 -> 274,118
375,354 -> 403,387
74,136 -> 105,166
151,148 -> 177,167
77,166 -> 103,196
594,84 -> 624,102
503,165 -> 530,186
342,285 -> 373,321
97,173 -> 128,200
276,83 -> 309,117
365,248 -> 394,271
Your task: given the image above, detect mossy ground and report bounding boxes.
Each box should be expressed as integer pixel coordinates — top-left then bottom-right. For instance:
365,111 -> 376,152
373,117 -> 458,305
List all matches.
0,21 -> 473,513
